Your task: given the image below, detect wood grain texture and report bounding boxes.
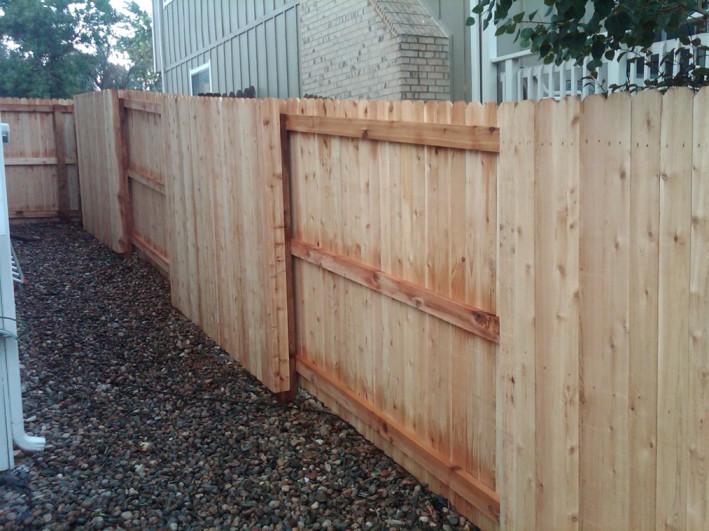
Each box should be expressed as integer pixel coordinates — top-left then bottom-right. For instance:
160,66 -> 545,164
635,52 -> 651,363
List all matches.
0,98 -> 79,219
163,95 -> 291,393
297,354 -> 501,522
291,240 -> 499,342
286,99 -> 499,529
53,106 -> 70,221
688,86 -> 709,530
284,114 -> 500,152
120,97 -> 161,115
74,91 -> 125,252
628,89 -> 662,530
496,100 -> 536,530
72,90 -> 709,531
656,88 -> 693,530
534,97 -> 581,529
579,92 -> 632,530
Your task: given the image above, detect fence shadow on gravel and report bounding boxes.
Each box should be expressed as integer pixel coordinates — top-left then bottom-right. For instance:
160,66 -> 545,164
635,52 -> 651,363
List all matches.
72,88 -> 709,531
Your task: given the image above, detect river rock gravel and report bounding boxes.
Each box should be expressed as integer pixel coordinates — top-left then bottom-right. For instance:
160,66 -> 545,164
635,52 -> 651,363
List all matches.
0,223 -> 475,530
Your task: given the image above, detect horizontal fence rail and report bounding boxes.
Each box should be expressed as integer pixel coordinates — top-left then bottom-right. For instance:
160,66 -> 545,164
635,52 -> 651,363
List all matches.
284,114 -> 501,152
291,240 -> 500,342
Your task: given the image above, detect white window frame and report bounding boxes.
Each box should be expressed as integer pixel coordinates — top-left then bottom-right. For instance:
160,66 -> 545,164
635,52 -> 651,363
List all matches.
163,0 -> 174,7
189,62 -> 212,95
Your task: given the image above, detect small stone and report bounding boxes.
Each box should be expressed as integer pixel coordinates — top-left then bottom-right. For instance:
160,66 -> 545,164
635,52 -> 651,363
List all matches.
315,489 -> 328,503
121,511 -> 132,520
138,441 -> 153,452
412,485 -> 421,506
310,501 -> 319,510
168,522 -> 178,530
447,514 -> 460,526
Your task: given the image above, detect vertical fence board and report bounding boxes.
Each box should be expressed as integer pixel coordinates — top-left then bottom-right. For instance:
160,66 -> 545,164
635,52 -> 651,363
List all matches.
52,106 -> 70,221
628,89 -> 662,529
534,97 -> 581,529
656,88 -> 694,529
461,101 -> 498,528
688,86 -> 709,530
579,93 -> 632,529
496,100 -> 536,529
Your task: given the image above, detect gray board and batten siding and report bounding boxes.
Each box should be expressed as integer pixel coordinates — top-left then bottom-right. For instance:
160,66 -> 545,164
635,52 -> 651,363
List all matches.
154,0 -> 301,98
154,0 -> 474,102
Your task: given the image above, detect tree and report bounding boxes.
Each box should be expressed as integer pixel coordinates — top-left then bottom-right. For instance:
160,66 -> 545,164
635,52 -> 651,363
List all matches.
468,0 -> 709,91
115,1 -> 160,91
0,0 -> 159,98
73,0 -> 124,90
0,0 -> 96,98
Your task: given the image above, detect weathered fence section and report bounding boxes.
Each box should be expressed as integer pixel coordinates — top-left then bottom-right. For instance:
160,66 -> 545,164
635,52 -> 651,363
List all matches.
0,98 -> 80,221
71,88 -> 709,531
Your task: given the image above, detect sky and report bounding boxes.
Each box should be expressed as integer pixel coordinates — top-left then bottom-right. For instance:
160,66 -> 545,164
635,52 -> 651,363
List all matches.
111,0 -> 153,16
108,0 -> 154,66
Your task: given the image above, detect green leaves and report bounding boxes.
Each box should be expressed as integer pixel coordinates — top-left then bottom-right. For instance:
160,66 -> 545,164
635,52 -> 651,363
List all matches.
604,11 -> 631,38
0,0 -> 158,97
469,0 -> 709,91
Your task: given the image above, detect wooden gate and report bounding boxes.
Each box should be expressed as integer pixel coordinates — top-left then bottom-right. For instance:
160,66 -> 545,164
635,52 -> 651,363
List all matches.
282,99 -> 502,526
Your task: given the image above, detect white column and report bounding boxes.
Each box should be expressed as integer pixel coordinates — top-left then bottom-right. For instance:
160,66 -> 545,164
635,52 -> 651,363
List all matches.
469,0 -> 499,102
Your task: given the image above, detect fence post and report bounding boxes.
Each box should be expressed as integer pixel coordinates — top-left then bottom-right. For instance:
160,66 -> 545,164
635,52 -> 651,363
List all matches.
278,104 -> 297,402
52,105 -> 71,222
111,90 -> 132,256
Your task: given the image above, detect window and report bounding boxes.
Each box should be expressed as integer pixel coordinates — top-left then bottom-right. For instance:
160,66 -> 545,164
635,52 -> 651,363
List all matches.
190,62 -> 211,95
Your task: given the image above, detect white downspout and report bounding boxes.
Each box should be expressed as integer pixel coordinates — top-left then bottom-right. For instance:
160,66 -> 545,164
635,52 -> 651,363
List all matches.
0,120 -> 45,465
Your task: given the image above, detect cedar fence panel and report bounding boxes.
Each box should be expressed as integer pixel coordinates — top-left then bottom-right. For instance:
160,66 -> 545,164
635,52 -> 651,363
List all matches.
120,90 -> 169,275
74,90 -> 128,253
163,96 -> 291,394
497,87 -> 708,530
0,97 -> 79,220
71,89 -> 709,531
284,98 -> 500,527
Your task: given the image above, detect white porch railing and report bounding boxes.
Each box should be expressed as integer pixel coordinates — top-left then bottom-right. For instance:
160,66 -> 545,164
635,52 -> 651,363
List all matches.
493,32 -> 709,102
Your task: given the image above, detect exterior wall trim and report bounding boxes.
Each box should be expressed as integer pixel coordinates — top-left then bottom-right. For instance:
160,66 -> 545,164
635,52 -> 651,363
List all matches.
189,61 -> 212,95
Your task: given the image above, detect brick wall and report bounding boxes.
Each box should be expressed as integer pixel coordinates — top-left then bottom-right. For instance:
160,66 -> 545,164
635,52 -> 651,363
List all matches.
299,0 -> 450,101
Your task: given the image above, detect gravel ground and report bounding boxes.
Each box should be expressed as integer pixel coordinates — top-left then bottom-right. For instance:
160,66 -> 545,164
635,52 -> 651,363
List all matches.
0,223 -> 474,530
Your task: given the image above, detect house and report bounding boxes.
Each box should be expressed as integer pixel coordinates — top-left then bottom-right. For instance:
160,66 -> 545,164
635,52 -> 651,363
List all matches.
151,0 -> 485,101
151,1 -> 709,103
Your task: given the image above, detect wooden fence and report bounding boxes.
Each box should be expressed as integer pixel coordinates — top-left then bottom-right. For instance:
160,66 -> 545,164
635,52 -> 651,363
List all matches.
72,88 -> 709,530
283,98 -> 501,525
0,98 -> 80,221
